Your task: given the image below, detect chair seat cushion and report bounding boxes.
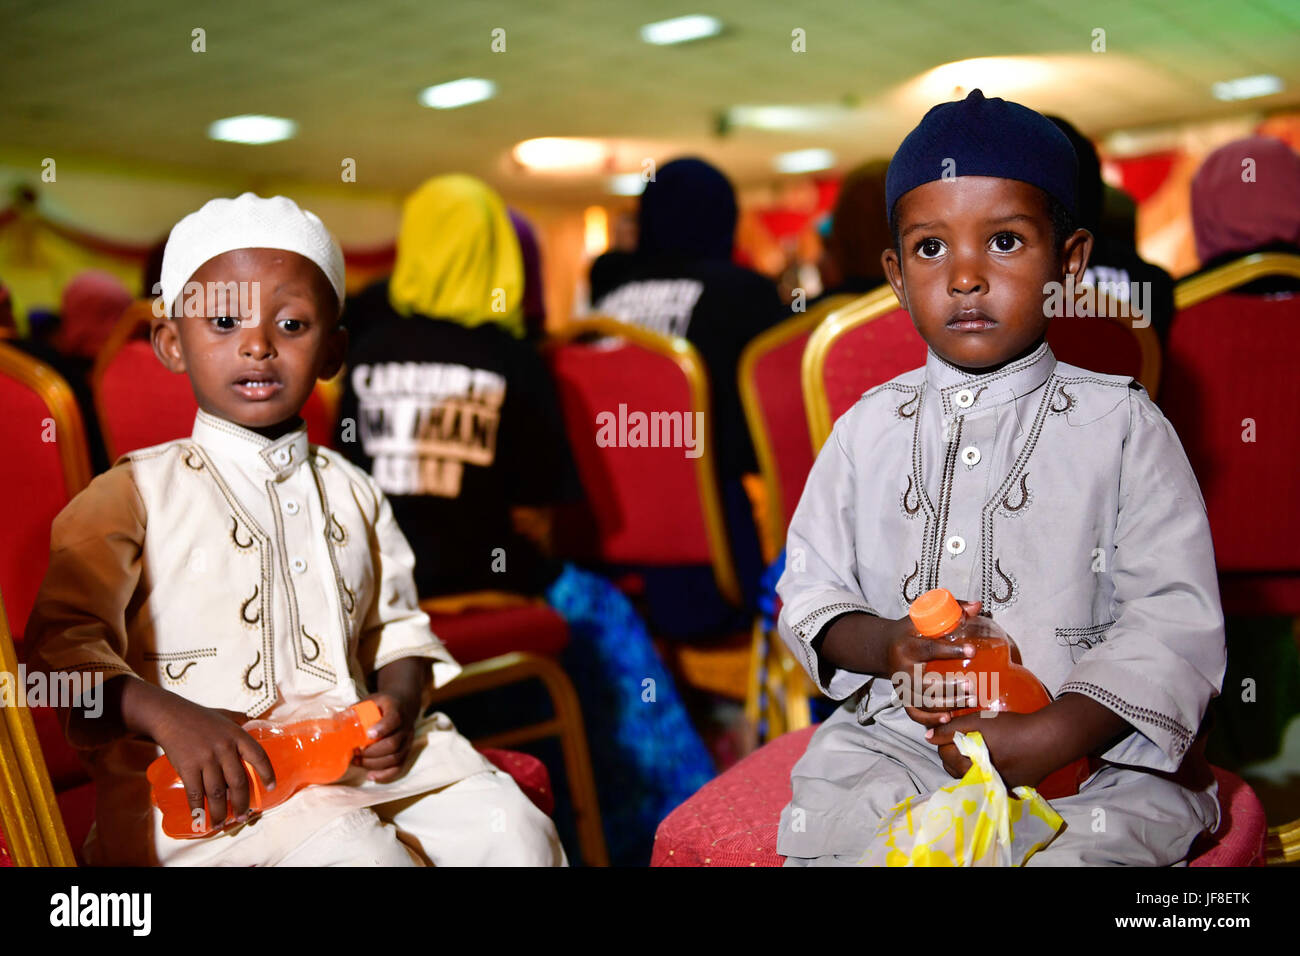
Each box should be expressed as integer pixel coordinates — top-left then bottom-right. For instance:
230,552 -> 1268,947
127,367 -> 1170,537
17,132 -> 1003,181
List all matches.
652,726 -> 1268,867
479,747 -> 555,817
427,602 -> 569,665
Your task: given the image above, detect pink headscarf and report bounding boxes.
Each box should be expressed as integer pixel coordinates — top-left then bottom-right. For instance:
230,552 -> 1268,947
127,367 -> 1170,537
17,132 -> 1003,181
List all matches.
56,270 -> 133,359
1191,136 -> 1300,264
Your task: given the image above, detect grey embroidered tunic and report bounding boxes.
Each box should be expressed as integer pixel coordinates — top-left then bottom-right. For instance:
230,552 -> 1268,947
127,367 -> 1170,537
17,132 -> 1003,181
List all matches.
776,341 -> 1226,865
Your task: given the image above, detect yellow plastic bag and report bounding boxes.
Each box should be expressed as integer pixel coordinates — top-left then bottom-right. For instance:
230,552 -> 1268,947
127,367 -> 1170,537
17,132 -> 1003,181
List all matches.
856,731 -> 1065,866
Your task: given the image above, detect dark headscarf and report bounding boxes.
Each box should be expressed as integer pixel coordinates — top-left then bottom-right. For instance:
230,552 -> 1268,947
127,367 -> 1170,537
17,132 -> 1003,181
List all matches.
638,157 -> 737,261
1192,136 -> 1300,264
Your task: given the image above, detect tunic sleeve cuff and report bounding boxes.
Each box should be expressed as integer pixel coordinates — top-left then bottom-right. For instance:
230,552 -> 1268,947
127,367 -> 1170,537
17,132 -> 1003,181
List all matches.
780,592 -> 879,699
1058,661 -> 1198,772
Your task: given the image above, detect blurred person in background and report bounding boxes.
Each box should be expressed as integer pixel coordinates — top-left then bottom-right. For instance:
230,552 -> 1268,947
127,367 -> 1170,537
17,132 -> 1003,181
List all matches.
1189,135 -> 1300,294
337,173 -> 714,865
1050,116 -> 1177,340
593,157 -> 785,636
815,160 -> 891,302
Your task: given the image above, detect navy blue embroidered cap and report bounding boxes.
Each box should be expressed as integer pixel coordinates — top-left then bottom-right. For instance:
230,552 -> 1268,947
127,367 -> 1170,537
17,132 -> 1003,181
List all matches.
885,88 -> 1078,225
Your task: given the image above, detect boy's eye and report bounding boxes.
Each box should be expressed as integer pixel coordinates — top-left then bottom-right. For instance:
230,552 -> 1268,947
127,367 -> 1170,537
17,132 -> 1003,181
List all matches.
211,315 -> 238,331
278,318 -> 305,333
990,233 -> 1023,253
916,238 -> 946,259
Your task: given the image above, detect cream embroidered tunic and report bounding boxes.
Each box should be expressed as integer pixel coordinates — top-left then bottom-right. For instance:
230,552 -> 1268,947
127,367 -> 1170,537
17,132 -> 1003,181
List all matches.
776,342 -> 1227,863
28,410 -> 495,866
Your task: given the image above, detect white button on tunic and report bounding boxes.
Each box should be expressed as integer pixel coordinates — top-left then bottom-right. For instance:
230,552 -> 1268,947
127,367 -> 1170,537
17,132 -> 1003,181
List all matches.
954,389 -> 975,408
946,535 -> 966,555
961,446 -> 981,466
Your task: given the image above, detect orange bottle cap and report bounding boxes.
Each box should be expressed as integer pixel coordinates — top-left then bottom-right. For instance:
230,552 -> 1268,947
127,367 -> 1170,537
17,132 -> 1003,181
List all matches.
352,699 -> 383,730
909,588 -> 963,636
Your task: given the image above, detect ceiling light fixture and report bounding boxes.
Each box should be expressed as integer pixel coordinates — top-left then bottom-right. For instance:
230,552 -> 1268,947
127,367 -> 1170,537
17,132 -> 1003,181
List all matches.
774,149 -> 835,174
1212,74 -> 1283,101
640,15 -> 723,46
419,78 -> 496,109
513,137 -> 609,172
207,115 -> 297,145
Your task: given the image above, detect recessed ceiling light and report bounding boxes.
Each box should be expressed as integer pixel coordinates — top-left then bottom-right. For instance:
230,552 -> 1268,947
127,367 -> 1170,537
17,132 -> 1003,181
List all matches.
419,78 -> 496,110
1212,74 -> 1283,102
608,174 -> 647,196
774,149 -> 835,174
640,15 -> 723,46
728,105 -> 850,131
513,138 -> 609,172
207,115 -> 297,145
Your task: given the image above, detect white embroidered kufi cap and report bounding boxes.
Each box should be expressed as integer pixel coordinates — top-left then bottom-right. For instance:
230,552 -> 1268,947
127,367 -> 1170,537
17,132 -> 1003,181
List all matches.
159,192 -> 345,317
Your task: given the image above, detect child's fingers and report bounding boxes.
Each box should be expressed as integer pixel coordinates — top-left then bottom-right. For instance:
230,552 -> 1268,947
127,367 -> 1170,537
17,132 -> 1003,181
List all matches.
356,747 -> 410,773
202,765 -> 230,832
238,736 -> 276,792
915,639 -> 978,661
366,765 -> 404,784
359,731 -> 404,759
217,744 -> 252,821
365,703 -> 402,743
903,705 -> 953,728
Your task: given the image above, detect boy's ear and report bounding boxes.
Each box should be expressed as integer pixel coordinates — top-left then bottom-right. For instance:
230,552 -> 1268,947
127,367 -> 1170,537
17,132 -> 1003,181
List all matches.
318,320 -> 348,382
882,247 -> 907,310
1061,227 -> 1093,283
150,313 -> 186,373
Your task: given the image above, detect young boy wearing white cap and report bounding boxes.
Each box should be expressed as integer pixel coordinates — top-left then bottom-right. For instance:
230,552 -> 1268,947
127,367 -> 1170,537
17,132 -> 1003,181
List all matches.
27,193 -> 566,866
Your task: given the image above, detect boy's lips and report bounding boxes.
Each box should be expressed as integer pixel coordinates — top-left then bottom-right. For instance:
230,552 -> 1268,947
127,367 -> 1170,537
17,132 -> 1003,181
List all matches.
947,309 -> 997,332
231,371 -> 284,401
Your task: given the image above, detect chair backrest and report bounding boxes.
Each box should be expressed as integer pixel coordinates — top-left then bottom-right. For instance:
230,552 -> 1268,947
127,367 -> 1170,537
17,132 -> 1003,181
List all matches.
92,302 -> 338,459
802,286 -> 1165,452
546,318 -> 741,605
0,344 -> 91,642
802,287 -> 928,451
0,588 -> 77,866
1164,252 -> 1300,576
739,294 -> 854,561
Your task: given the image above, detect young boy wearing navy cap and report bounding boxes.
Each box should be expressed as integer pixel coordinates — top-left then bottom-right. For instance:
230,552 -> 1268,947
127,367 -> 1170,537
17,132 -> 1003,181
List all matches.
776,90 -> 1224,865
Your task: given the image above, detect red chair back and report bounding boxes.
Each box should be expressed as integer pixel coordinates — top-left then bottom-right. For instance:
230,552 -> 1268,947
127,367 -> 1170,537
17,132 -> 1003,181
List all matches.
547,319 -> 741,605
92,304 -> 337,459
803,287 -> 1163,452
803,289 -> 927,451
1163,253 -> 1300,613
1045,306 -> 1161,396
739,295 -> 853,560
0,345 -> 91,643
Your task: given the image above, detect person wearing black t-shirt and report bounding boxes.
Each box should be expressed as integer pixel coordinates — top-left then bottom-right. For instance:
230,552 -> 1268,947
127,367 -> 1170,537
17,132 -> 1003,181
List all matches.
593,158 -> 786,633
337,174 -> 713,865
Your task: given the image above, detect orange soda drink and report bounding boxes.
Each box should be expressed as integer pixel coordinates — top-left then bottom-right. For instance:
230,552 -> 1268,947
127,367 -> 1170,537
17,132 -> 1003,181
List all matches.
909,588 -> 1092,799
147,699 -> 383,839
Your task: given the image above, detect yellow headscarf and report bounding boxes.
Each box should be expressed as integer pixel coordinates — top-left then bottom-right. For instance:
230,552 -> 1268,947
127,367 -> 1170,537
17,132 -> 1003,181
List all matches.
388,174 -> 525,337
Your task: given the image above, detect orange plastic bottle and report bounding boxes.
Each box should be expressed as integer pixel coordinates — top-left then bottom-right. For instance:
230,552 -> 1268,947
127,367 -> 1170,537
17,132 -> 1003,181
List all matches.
147,699 -> 383,839
909,588 -> 1093,800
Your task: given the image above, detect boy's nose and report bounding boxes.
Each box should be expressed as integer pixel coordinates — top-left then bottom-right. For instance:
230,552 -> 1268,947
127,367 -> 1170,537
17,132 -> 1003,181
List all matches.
239,324 -> 275,359
949,256 -> 986,295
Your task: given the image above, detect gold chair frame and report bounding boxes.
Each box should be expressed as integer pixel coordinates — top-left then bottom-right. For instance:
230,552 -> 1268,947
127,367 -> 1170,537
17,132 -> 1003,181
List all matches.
419,592 -> 608,867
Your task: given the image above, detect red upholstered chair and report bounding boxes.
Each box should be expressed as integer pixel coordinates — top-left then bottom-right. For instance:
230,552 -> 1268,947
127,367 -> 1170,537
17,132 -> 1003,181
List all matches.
547,318 -> 753,702
739,295 -> 855,565
737,296 -> 853,743
651,725 -> 1269,867
0,343 -> 94,860
92,301 -> 339,459
1163,253 -> 1300,618
421,593 -> 608,865
801,286 -> 1161,456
